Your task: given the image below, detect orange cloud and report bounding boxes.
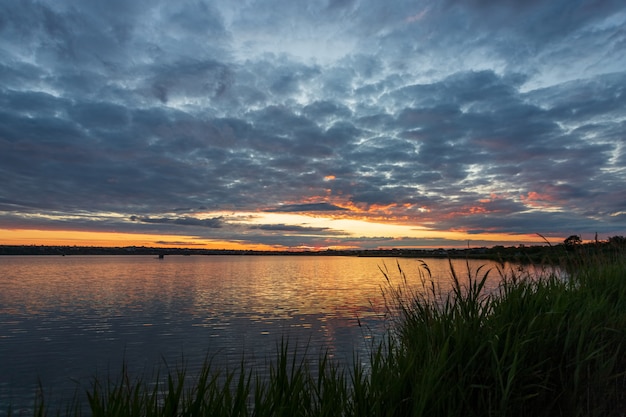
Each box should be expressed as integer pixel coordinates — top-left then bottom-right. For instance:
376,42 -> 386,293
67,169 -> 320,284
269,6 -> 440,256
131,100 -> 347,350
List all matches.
479,192 -> 505,204
521,191 -> 558,208
469,206 -> 488,214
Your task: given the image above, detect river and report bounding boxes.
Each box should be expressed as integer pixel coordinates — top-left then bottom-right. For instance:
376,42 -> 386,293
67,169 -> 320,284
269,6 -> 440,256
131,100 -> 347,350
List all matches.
0,255 -> 542,414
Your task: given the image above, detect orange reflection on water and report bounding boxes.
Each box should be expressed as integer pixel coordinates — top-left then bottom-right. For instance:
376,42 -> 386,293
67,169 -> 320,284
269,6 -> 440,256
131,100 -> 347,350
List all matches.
0,255 -> 554,413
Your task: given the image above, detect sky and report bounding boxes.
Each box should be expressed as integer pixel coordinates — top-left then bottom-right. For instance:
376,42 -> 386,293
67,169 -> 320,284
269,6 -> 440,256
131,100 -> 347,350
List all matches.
1,0 -> 625,251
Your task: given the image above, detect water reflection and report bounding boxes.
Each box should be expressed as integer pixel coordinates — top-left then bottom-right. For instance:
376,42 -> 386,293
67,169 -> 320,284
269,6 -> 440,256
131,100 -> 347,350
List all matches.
0,255 -> 546,413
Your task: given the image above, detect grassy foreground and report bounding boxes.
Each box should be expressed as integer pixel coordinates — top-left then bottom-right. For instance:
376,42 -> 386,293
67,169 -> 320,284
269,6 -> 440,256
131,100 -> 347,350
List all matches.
14,249 -> 626,417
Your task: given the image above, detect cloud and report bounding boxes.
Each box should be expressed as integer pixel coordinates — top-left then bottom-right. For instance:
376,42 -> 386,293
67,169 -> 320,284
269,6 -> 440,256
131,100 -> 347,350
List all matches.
154,241 -> 207,246
265,203 -> 349,213
0,0 -> 624,248
264,203 -> 347,213
249,224 -> 344,235
130,216 -> 224,228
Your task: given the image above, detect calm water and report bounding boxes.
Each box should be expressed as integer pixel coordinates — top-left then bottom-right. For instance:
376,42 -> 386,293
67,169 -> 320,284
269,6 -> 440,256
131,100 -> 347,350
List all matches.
0,255 -> 534,413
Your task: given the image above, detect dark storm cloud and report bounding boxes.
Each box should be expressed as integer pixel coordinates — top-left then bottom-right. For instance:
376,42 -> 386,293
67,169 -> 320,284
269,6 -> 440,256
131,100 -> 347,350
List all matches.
249,224 -> 343,235
1,0 -> 625,248
154,241 -> 207,246
266,203 -> 349,213
130,216 -> 223,228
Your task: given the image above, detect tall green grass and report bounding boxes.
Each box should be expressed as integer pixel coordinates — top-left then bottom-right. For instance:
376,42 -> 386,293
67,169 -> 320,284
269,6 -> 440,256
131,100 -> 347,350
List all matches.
13,250 -> 626,416
378,253 -> 626,417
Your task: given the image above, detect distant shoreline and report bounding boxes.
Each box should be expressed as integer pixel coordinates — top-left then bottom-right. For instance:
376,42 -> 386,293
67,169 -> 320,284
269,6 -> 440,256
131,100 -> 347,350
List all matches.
0,243 -> 581,263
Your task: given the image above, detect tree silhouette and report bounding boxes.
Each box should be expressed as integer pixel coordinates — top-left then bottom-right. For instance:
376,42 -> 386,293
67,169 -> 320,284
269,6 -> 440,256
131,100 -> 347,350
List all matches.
564,235 -> 582,246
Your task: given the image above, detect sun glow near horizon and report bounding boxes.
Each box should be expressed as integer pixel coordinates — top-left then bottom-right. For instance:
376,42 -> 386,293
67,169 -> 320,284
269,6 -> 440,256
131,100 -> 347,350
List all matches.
0,209 -> 564,250
0,229 -> 280,251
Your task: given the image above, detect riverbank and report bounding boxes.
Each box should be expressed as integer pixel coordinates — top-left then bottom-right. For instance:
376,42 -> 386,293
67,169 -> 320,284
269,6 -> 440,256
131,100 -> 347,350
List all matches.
374,248 -> 626,416
10,249 -> 626,416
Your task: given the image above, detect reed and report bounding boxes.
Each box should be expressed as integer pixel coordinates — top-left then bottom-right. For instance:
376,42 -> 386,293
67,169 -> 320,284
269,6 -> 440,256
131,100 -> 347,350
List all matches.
11,249 -> 626,417
378,250 -> 626,417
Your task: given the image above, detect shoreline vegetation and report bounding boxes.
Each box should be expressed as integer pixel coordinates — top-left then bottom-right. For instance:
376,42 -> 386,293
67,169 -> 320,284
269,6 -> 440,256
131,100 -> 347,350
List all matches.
6,242 -> 626,416
2,234 -> 625,263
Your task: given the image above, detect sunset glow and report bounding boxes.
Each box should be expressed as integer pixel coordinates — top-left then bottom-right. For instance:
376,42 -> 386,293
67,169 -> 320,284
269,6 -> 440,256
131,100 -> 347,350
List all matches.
0,229 -> 282,251
1,210 -> 563,251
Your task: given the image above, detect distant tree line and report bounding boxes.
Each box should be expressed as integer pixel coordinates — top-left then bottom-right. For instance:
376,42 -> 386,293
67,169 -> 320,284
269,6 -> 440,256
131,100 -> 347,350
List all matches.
0,235 -> 624,262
